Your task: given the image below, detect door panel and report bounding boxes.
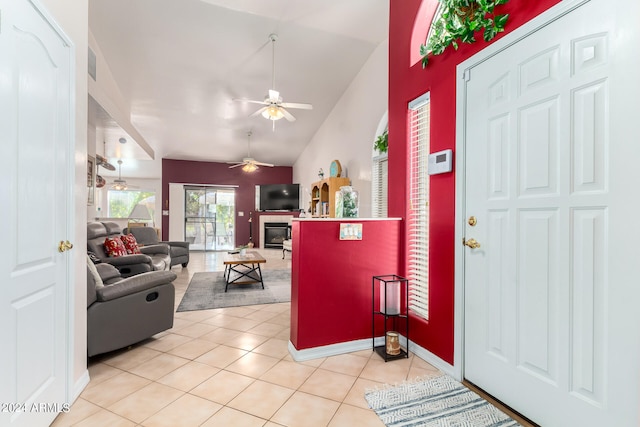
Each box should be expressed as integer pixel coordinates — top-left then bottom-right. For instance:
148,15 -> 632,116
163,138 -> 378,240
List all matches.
0,0 -> 72,425
462,0 -> 640,425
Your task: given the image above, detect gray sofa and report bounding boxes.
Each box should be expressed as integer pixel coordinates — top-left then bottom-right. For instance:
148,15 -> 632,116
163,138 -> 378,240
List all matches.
87,222 -> 171,276
124,226 -> 190,268
87,262 -> 176,357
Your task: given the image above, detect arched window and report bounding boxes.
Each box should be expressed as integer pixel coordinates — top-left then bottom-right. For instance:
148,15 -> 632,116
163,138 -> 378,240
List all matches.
409,0 -> 440,66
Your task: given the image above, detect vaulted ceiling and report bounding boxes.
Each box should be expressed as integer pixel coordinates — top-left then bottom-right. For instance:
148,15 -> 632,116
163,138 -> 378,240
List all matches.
89,0 -> 389,177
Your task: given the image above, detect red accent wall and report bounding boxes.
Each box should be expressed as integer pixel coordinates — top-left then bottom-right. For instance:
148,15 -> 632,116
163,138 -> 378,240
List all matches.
291,219 -> 401,350
161,159 -> 293,246
388,0 -> 560,364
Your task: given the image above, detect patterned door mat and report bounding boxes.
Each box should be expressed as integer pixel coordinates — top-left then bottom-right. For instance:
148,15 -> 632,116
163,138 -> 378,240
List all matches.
365,374 -> 521,427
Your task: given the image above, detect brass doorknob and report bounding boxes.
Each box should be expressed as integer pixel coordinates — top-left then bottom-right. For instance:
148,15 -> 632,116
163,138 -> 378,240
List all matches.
58,240 -> 74,253
462,238 -> 481,249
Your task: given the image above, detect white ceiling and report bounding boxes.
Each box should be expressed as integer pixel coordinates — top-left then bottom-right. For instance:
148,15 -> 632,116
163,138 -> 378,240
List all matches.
88,0 -> 389,177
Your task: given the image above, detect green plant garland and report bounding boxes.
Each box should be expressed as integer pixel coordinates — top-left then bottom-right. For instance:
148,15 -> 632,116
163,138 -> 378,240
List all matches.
420,0 -> 509,68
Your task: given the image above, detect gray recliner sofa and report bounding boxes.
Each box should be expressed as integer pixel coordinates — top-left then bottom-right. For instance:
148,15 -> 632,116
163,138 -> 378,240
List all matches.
124,226 -> 190,268
87,222 -> 171,276
87,262 -> 176,357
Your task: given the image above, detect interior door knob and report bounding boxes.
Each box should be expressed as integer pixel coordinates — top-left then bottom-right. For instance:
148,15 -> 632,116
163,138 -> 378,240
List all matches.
58,240 -> 73,253
462,237 -> 481,249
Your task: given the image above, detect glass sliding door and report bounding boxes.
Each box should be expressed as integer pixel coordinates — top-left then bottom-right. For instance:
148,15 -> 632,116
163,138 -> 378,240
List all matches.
184,186 -> 235,251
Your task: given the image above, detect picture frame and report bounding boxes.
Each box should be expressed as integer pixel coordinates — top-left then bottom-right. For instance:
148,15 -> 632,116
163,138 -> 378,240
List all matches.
87,155 -> 95,205
339,223 -> 362,240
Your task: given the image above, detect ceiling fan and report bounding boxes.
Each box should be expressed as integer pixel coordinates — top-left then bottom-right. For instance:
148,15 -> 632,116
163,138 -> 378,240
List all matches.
110,159 -> 136,190
234,34 -> 313,130
227,131 -> 273,172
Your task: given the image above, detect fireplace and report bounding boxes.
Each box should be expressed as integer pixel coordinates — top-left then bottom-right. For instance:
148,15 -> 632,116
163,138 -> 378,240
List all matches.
258,214 -> 294,248
263,222 -> 288,249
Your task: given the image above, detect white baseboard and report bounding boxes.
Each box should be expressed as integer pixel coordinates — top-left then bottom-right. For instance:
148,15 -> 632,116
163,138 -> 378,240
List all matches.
70,370 -> 90,403
407,339 -> 458,380
288,336 -> 457,380
288,339 -> 373,361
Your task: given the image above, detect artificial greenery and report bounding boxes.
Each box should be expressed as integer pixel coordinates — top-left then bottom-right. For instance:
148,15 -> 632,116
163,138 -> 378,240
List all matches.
374,129 -> 389,153
420,0 -> 509,68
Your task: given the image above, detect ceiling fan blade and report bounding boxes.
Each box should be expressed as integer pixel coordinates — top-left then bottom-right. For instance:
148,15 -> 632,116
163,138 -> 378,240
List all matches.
250,106 -> 268,118
96,154 -> 116,171
228,163 -> 245,169
268,89 -> 280,103
254,161 -> 274,167
281,108 -> 296,122
233,98 -> 269,106
281,102 -> 313,110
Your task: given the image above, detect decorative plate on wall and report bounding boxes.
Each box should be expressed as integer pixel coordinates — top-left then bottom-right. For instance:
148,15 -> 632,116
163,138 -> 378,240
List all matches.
330,159 -> 342,177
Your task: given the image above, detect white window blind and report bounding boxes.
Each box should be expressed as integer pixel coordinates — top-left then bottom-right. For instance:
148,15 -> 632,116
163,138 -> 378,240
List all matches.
408,93 -> 430,320
372,153 -> 388,218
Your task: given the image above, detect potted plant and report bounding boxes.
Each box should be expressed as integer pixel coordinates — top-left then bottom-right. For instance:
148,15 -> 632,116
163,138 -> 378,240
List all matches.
419,0 -> 509,68
374,129 -> 388,154
237,244 -> 249,256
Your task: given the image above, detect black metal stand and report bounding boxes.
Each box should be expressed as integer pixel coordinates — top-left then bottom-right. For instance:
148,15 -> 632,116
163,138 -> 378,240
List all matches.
372,275 -> 409,362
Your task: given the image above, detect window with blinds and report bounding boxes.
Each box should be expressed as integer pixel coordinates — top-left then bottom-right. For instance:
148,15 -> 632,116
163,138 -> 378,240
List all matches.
372,153 -> 388,218
408,93 -> 430,321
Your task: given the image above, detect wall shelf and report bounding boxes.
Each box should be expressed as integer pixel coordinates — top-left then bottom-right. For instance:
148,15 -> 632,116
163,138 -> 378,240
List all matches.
310,177 -> 350,218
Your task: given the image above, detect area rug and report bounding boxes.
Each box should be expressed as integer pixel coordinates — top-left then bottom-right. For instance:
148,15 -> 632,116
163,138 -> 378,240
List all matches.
176,269 -> 291,312
365,374 -> 521,427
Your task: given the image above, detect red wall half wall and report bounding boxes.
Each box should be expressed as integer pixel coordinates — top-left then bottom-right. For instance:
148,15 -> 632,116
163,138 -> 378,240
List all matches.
162,159 -> 293,245
388,0 -> 560,364
290,218 -> 401,350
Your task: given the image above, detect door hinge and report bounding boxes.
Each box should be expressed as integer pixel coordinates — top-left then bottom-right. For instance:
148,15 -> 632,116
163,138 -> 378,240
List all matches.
463,69 -> 471,82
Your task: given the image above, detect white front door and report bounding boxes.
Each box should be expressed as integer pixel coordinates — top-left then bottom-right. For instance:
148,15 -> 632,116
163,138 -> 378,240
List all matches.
0,0 -> 73,425
462,0 -> 640,425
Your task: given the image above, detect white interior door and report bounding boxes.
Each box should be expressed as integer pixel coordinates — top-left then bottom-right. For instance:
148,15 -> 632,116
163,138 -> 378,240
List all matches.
0,0 -> 73,425
462,0 -> 640,426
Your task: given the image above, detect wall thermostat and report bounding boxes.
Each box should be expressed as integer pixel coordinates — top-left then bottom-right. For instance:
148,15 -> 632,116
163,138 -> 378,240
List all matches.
428,149 -> 453,175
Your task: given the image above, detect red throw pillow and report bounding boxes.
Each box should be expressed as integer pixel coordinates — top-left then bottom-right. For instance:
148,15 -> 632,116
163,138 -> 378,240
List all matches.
103,237 -> 128,257
120,234 -> 141,254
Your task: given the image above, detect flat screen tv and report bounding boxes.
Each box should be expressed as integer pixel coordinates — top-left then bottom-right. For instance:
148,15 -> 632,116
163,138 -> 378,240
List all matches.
257,184 -> 300,211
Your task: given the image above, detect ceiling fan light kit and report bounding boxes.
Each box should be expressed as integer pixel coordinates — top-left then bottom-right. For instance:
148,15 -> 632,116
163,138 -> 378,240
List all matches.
242,163 -> 258,173
262,105 -> 284,121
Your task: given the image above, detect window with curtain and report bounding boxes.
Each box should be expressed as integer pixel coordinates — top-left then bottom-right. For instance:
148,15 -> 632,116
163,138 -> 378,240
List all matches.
372,153 -> 388,218
408,93 -> 430,321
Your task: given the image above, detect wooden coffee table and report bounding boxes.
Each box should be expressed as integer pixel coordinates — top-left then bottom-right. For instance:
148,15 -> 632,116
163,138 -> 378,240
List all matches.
222,251 -> 266,292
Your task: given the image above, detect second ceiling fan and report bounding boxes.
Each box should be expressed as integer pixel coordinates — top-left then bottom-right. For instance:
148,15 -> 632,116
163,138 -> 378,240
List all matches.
227,131 -> 273,172
235,34 -> 312,130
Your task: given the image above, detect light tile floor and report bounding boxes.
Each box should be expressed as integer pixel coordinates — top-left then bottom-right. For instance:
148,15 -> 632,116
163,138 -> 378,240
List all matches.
53,250 -> 441,427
